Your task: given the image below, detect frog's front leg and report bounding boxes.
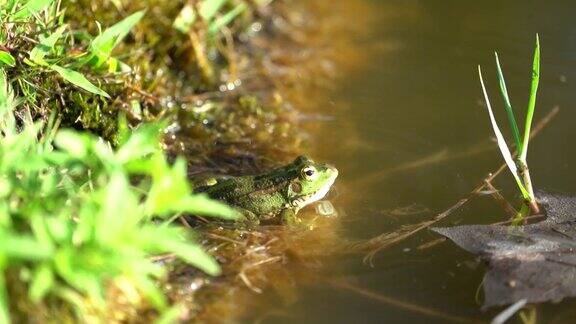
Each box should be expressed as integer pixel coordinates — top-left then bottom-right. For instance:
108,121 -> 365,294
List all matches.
280,208 -> 301,226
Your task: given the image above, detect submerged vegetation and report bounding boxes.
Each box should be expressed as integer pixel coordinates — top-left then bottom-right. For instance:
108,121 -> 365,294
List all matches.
478,35 -> 541,215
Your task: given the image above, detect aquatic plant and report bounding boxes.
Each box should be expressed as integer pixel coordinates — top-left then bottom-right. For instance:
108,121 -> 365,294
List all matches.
477,35 -> 540,213
0,68 -> 238,322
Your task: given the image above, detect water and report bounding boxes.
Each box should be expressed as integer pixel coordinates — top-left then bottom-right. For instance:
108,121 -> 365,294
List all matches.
266,1 -> 576,323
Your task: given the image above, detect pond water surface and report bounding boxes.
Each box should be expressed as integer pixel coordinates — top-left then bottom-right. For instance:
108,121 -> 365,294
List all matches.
265,1 -> 576,323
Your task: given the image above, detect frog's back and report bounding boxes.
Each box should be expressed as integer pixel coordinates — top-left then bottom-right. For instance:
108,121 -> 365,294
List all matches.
196,175 -> 288,216
197,176 -> 254,200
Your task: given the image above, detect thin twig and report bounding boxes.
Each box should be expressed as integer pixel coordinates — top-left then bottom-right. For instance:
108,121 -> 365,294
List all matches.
204,232 -> 246,245
483,180 -> 518,218
491,214 -> 545,226
127,84 -> 159,103
417,237 -> 446,250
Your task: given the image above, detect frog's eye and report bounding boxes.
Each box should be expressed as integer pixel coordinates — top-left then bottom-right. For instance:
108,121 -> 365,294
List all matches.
301,166 -> 318,180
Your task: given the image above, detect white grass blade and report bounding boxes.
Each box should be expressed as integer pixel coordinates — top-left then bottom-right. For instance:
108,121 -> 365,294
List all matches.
478,66 -> 529,198
491,299 -> 527,324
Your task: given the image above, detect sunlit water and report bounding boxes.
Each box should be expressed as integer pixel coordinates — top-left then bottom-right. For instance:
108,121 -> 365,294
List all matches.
264,1 -> 576,323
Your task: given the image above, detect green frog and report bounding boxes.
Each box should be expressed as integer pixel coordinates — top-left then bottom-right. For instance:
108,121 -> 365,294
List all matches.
194,156 -> 338,225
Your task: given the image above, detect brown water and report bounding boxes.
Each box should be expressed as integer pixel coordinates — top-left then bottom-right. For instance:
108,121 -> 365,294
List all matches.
264,1 -> 576,323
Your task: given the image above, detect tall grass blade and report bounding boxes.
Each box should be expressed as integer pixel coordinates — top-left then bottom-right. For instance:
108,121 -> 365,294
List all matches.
200,0 -> 227,20
494,52 -> 521,150
91,10 -> 145,54
478,66 -> 529,199
520,35 -> 540,162
208,3 -> 247,36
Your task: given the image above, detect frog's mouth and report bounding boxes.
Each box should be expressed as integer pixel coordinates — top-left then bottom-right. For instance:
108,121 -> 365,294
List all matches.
291,169 -> 338,209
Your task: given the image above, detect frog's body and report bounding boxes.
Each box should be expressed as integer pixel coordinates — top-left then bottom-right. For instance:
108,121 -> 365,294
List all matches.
194,156 -> 338,224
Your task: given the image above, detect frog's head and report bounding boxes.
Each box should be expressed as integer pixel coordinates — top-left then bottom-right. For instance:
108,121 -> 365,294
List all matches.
285,156 -> 338,210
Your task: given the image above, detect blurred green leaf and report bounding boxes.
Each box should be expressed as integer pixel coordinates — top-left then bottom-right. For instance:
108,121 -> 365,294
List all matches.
208,3 -> 247,36
155,304 -> 184,324
200,0 -> 227,20
173,4 -> 196,33
53,129 -> 90,158
131,274 -> 167,310
116,123 -> 162,164
0,273 -> 9,324
0,69 -> 18,133
12,0 -> 54,20
176,194 -> 239,220
0,51 -> 15,67
29,264 -> 54,302
0,231 -> 53,260
145,158 -> 192,216
162,240 -> 220,276
54,248 -> 105,304
140,226 -> 220,276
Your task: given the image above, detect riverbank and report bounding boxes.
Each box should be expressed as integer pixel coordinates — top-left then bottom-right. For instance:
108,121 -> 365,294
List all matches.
1,0 -> 375,322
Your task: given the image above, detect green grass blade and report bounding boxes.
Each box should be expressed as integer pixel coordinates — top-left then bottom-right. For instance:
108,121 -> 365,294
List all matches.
494,52 -> 522,150
173,4 -> 196,33
89,10 -> 145,64
208,3 -> 247,36
520,34 -> 540,162
200,0 -> 227,20
50,65 -> 110,98
478,65 -> 529,199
